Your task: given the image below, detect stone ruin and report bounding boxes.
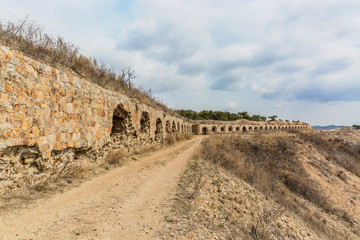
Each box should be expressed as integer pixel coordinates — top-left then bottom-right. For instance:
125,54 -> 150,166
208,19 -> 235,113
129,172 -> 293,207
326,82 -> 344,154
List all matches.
0,44 -> 312,193
0,45 -> 192,193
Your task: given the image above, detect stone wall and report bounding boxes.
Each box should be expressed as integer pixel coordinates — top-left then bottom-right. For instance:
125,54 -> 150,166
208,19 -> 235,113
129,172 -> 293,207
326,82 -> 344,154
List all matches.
192,120 -> 311,135
0,45 -> 192,192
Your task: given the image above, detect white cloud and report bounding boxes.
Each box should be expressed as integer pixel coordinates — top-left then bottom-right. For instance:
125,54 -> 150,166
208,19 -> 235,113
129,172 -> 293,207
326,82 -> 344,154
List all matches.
227,102 -> 238,110
1,0 -> 360,124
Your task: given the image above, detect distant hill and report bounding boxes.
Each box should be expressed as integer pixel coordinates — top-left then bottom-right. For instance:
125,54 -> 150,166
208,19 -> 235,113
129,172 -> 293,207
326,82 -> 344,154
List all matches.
312,125 -> 345,130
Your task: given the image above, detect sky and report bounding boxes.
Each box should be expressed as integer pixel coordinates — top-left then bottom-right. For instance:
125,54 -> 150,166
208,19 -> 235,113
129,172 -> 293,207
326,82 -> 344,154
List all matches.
1,0 -> 360,126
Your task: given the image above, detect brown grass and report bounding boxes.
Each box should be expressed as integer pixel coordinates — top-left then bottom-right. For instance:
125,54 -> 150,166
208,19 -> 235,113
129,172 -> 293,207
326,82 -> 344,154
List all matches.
199,131 -> 359,239
164,133 -> 194,146
296,130 -> 360,177
0,16 -> 176,115
105,149 -> 127,165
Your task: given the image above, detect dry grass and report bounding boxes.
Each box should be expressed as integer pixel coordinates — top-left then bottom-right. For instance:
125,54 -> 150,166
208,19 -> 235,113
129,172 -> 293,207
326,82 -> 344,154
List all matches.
164,133 -> 194,146
105,149 -> 127,165
198,131 -> 360,239
132,144 -> 159,156
0,165 -> 89,212
200,132 -> 323,205
159,157 -> 316,240
296,130 -> 360,177
0,16 -> 175,114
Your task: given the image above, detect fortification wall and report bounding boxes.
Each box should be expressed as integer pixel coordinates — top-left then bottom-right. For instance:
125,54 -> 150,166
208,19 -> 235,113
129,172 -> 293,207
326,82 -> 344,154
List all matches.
0,45 -> 191,192
193,121 -> 311,135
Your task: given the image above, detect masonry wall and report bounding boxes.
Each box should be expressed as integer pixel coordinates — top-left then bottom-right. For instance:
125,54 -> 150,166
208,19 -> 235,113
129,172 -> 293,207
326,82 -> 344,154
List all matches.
193,121 -> 311,135
0,45 -> 191,158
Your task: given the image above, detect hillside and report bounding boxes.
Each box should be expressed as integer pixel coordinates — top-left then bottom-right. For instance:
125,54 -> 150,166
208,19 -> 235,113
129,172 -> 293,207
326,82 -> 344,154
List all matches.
159,130 -> 360,239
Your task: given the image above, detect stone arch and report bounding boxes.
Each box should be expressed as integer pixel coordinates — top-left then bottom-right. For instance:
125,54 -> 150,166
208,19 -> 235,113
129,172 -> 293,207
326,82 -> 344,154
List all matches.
269,126 -> 272,130
229,126 -> 233,132
236,127 -> 240,131
260,126 -> 263,130
166,120 -> 171,133
140,111 -> 150,133
155,118 -> 163,135
202,127 -> 208,135
181,124 -> 184,133
212,126 -> 217,132
254,126 -> 258,131
221,126 -> 225,132
242,126 -> 247,132
111,103 -> 131,135
249,126 -> 253,131
172,121 -> 176,133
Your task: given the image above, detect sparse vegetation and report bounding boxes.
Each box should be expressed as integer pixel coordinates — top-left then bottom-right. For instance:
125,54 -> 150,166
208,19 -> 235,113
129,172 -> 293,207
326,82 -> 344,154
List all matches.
198,131 -> 360,239
251,208 -> 285,240
164,133 -> 193,146
105,149 -> 127,165
0,16 -> 174,114
161,130 -> 360,239
296,130 -> 360,177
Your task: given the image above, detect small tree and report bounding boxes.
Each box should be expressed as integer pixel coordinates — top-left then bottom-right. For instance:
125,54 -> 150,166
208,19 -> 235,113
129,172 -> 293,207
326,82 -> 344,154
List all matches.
268,115 -> 277,121
352,124 -> 360,130
238,111 -> 250,120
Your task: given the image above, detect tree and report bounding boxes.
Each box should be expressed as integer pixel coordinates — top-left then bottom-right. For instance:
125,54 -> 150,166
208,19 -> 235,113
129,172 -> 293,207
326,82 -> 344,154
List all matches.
176,109 -> 292,123
353,124 -> 360,130
238,111 -> 250,120
268,115 -> 277,121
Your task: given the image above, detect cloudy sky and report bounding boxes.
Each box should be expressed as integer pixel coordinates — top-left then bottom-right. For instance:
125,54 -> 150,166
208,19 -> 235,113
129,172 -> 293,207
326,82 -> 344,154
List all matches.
1,0 -> 360,126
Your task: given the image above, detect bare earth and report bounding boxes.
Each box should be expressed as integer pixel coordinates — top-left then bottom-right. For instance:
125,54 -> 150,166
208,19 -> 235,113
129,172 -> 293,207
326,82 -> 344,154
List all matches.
0,136 -> 203,240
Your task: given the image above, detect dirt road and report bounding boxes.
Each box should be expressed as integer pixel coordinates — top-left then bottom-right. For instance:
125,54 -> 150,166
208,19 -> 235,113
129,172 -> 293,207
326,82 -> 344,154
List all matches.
0,136 -> 203,240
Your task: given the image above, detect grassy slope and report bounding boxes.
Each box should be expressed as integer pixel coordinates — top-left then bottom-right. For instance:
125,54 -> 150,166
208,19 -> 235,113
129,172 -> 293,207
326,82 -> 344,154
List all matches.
159,130 -> 360,239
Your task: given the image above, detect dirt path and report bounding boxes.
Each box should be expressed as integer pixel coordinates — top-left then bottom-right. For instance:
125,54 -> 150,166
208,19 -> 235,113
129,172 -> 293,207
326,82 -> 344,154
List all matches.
0,136 -> 203,240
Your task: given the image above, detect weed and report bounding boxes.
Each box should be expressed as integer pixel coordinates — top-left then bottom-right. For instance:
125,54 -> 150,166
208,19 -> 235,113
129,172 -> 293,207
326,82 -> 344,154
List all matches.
251,208 -> 285,240
105,149 -> 127,165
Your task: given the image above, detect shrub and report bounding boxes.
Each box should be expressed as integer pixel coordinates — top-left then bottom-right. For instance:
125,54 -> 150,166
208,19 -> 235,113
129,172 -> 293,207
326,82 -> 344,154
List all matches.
105,149 -> 127,165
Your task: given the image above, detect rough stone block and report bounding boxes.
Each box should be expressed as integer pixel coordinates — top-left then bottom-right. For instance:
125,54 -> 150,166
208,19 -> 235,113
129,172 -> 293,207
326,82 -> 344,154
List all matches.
4,82 -> 13,93
21,118 -> 31,130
